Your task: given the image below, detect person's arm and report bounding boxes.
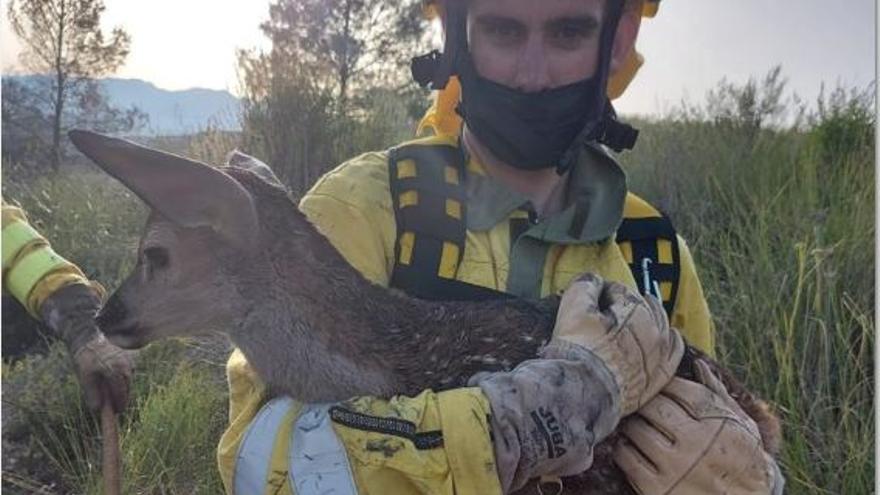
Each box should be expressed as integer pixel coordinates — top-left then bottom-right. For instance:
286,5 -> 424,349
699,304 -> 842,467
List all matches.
2,200 -> 100,316
2,200 -> 132,412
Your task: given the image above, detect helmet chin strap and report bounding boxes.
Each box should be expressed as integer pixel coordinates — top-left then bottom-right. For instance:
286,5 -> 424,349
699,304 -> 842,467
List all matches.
411,0 -> 468,90
556,0 -> 639,173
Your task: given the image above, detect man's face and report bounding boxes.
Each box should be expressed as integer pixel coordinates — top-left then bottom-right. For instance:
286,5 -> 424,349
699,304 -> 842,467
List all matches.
466,0 -> 622,92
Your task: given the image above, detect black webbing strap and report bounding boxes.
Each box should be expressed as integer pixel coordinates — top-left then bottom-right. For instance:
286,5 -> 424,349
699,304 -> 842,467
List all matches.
387,143 -> 682,314
615,214 -> 681,317
388,144 -> 513,302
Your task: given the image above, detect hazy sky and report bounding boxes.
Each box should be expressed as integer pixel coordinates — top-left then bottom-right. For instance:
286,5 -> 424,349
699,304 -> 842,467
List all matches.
1,0 -> 875,116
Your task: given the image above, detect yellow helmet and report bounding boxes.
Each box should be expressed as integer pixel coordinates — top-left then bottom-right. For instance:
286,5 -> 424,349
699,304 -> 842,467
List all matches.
423,0 -> 661,20
416,0 -> 661,139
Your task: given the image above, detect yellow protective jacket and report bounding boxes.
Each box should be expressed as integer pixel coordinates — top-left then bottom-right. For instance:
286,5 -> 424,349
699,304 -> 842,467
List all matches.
218,136 -> 715,494
1,200 -> 101,317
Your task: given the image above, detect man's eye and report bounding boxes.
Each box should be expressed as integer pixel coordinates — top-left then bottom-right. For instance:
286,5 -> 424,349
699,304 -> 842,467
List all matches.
556,25 -> 587,39
549,21 -> 597,49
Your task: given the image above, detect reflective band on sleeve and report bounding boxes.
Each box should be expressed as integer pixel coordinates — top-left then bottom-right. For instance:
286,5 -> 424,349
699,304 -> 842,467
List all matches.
2,221 -> 44,269
289,403 -> 358,495
233,397 -> 296,495
6,248 -> 70,305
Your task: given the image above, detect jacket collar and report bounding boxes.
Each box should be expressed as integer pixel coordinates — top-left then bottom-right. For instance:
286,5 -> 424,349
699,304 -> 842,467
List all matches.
463,142 -> 627,243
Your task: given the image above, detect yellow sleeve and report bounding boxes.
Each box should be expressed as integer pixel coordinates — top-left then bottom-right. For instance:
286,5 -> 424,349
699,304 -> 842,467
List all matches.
219,152 -> 503,494
671,235 -> 716,356
298,151 -> 397,286
1,200 -> 100,318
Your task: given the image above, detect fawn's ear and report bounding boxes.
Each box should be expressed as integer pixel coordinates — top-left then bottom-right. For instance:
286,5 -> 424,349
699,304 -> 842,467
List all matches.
69,130 -> 259,252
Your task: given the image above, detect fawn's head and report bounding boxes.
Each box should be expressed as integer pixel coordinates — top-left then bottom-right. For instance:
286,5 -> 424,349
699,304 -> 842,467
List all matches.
70,130 -> 262,349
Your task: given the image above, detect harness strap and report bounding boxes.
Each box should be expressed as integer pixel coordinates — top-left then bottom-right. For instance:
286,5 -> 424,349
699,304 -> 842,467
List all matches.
389,144 -> 513,302
615,214 -> 681,316
387,142 -> 681,317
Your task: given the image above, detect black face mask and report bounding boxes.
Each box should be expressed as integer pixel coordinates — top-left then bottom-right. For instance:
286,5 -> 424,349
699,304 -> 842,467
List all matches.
456,57 -> 606,171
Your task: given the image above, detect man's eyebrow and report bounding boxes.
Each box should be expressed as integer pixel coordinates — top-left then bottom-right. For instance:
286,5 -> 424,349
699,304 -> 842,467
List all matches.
474,14 -> 527,30
545,15 -> 601,31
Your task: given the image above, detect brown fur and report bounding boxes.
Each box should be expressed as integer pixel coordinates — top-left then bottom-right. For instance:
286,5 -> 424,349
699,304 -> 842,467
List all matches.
91,152 -> 781,494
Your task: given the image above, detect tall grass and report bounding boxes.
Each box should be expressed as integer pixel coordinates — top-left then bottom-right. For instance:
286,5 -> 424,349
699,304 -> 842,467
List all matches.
3,338 -> 229,494
622,83 -> 875,494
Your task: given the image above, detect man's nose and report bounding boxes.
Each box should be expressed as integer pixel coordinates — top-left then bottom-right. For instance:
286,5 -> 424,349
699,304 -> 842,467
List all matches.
512,36 -> 552,92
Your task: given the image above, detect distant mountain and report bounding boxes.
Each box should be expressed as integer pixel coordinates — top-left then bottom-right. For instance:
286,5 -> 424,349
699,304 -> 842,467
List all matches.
101,78 -> 241,135
3,75 -> 242,135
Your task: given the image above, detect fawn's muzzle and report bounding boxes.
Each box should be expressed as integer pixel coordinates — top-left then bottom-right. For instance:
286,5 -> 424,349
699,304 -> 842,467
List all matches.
95,296 -> 146,348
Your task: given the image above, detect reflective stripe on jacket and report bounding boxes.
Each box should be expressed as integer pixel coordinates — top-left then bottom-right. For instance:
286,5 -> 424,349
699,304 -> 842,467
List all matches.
233,398 -> 359,495
1,200 -> 101,317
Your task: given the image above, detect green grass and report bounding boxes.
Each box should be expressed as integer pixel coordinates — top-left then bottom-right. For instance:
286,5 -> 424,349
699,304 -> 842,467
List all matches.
2,163 -> 147,286
3,339 -> 229,494
2,79 -> 874,494
621,84 -> 875,493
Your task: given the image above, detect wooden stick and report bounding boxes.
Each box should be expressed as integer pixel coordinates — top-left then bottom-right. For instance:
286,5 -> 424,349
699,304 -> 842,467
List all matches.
101,397 -> 122,495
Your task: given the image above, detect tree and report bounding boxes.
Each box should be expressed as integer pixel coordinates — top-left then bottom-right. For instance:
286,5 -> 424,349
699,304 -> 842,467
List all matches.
1,77 -> 51,166
2,76 -> 148,168
257,0 -> 428,113
237,0 -> 431,195
7,0 -> 131,170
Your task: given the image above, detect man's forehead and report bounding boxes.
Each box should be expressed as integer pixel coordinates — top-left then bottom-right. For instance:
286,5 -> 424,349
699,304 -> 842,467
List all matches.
468,0 -> 604,22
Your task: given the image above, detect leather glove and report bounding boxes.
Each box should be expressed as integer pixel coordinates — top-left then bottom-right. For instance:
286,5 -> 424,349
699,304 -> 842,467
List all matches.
470,340 -> 622,493
614,359 -> 785,495
553,273 -> 685,415
40,283 -> 133,413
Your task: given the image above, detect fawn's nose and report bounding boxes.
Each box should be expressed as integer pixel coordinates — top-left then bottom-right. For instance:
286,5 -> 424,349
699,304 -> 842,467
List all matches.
96,295 -> 128,334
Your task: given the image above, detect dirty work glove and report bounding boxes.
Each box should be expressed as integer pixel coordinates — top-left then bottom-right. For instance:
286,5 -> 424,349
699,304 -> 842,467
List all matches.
614,359 -> 785,495
470,274 -> 671,493
469,341 -> 622,493
40,283 -> 133,413
553,273 -> 685,415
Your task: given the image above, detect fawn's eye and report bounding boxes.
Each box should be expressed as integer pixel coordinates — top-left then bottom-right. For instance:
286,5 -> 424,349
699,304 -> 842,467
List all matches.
143,246 -> 170,271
